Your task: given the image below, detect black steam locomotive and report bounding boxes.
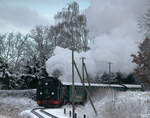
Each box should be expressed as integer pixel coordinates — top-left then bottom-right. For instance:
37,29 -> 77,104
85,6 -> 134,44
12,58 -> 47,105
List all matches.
36,77 -> 65,107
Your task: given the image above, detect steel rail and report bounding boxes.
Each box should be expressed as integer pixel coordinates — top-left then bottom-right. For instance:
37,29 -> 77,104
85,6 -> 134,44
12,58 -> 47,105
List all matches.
31,108 -> 45,118
40,109 -> 58,118
31,108 -> 58,118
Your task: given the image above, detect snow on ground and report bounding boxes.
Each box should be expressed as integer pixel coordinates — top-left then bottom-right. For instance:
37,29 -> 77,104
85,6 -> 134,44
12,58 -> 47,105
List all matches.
25,89 -> 150,118
43,89 -> 150,118
22,108 -> 70,118
21,89 -> 150,118
0,89 -> 38,118
0,96 -> 37,110
45,109 -> 69,118
75,89 -> 150,118
21,110 -> 35,118
1,89 -> 150,118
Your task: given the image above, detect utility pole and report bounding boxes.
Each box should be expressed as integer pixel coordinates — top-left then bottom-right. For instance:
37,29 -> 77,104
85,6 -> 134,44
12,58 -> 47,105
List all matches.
82,59 -> 91,87
81,57 -> 86,84
108,62 -> 112,84
72,49 -> 75,118
108,62 -> 114,117
71,24 -> 75,118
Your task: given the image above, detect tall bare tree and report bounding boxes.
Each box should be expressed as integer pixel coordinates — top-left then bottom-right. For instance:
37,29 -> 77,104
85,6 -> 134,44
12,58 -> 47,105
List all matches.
53,1 -> 89,52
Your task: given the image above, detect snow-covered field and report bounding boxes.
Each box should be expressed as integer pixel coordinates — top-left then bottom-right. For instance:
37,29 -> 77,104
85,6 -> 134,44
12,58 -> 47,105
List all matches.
75,89 -> 150,118
0,90 -> 38,118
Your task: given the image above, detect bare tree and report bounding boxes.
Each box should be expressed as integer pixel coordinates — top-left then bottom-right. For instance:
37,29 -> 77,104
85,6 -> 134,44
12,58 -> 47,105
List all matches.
53,2 -> 89,52
0,32 -> 28,72
29,25 -> 54,65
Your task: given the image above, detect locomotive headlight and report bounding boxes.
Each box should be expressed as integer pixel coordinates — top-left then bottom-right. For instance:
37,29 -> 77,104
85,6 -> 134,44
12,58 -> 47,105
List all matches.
51,92 -> 54,95
40,92 -> 43,95
45,82 -> 48,86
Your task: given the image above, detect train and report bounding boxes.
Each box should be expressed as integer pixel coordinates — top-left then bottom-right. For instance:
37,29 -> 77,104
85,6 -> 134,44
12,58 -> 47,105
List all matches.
36,77 -> 142,107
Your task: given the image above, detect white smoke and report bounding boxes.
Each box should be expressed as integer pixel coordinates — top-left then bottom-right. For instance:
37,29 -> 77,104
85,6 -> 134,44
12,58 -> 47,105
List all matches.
46,0 -> 149,82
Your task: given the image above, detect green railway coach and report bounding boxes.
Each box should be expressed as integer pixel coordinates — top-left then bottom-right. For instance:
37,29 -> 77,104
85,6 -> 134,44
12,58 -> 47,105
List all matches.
63,84 -> 87,104
62,82 -> 142,104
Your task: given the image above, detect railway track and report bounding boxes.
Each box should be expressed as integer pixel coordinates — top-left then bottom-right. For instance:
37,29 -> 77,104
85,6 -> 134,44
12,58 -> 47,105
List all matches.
31,108 -> 58,118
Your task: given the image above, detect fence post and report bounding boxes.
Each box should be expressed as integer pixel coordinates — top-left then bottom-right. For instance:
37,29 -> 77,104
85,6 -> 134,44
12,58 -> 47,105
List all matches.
64,108 -> 66,114
69,111 -> 71,117
75,113 -> 77,118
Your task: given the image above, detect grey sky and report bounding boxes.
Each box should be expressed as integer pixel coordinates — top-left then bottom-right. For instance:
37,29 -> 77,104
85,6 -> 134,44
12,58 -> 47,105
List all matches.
0,6 -> 49,32
0,0 -> 90,33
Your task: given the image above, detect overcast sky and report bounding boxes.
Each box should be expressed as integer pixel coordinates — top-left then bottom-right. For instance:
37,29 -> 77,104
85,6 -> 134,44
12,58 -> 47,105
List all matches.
0,0 -> 90,33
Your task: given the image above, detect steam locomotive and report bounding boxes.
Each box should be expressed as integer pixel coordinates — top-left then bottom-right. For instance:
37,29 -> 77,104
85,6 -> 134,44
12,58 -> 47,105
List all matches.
36,77 -> 65,107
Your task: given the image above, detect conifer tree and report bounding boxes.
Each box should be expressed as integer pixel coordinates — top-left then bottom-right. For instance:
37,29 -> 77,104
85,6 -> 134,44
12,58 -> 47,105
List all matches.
131,37 -> 150,90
